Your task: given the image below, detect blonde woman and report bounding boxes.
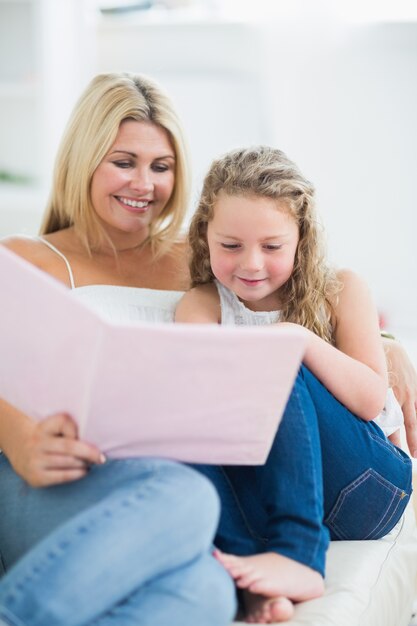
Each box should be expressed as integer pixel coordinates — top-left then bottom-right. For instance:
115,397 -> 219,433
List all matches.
0,73 -> 236,626
176,146 -> 414,623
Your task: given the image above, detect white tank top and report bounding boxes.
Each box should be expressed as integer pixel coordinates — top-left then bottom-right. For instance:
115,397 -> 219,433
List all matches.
213,280 -> 403,437
37,237 -> 184,324
215,280 -> 281,325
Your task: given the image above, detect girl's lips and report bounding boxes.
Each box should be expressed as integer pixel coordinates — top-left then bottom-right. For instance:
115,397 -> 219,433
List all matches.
237,277 -> 266,286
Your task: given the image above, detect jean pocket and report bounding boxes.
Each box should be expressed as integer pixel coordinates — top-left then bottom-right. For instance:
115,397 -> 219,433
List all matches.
325,468 -> 410,540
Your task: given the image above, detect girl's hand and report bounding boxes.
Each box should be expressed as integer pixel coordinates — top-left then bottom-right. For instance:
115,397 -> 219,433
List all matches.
384,339 -> 417,458
387,429 -> 402,448
9,413 -> 105,487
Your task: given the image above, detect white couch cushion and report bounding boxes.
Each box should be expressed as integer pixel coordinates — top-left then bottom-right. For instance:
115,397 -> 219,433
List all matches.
234,498 -> 417,626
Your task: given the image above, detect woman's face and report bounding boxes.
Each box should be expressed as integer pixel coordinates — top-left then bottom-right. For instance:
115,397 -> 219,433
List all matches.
91,120 -> 176,245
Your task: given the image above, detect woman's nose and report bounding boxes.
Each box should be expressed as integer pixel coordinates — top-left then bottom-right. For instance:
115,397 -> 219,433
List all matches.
129,170 -> 154,194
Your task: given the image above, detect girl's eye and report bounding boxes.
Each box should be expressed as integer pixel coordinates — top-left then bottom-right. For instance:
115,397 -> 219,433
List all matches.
220,243 -> 241,250
264,244 -> 283,251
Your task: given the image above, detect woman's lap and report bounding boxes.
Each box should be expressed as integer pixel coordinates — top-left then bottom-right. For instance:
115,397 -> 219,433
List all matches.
0,456 -> 215,571
0,455 -> 237,625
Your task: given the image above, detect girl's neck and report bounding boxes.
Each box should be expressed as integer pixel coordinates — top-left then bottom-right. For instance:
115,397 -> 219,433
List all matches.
237,291 -> 282,313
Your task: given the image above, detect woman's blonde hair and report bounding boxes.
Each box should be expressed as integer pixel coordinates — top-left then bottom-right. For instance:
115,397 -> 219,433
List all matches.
40,72 -> 191,255
189,146 -> 341,342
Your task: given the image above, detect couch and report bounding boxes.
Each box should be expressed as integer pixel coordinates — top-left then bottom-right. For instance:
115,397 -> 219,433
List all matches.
234,495 -> 417,626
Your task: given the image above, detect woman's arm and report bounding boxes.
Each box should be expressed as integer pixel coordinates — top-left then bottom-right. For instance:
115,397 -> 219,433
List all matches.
383,338 -> 417,456
295,269 -> 388,421
0,238 -> 105,486
0,398 -> 104,487
175,284 -> 221,324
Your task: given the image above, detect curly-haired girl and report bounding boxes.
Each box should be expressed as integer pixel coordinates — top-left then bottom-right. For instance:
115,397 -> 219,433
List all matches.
175,146 -> 411,623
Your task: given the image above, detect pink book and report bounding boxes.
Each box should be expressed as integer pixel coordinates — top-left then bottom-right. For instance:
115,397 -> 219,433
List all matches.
0,245 -> 306,464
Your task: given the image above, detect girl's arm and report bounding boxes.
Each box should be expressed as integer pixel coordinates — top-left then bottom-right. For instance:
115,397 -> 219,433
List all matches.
0,398 -> 105,487
294,269 -> 388,421
175,283 -> 221,324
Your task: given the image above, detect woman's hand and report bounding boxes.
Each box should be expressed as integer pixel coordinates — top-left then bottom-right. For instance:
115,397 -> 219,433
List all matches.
8,413 -> 105,487
383,338 -> 417,457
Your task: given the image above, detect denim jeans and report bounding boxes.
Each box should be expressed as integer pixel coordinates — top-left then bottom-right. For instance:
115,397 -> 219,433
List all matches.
194,366 -> 413,577
0,458 -> 236,626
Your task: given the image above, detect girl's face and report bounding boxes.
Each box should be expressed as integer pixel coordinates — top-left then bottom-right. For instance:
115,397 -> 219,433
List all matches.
207,192 -> 299,311
91,120 -> 175,246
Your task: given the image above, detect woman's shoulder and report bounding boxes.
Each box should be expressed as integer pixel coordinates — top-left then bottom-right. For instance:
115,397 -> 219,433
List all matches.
157,238 -> 191,290
0,230 -> 76,284
1,235 -> 46,267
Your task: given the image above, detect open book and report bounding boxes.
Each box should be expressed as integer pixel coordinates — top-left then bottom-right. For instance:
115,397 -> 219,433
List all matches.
0,245 -> 306,464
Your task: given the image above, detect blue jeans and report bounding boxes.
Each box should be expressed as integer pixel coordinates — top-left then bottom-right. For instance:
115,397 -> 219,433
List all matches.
0,457 -> 236,626
194,366 -> 413,577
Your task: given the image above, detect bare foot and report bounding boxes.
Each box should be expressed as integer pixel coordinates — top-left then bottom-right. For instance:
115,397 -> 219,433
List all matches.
243,592 -> 295,623
214,549 -> 324,604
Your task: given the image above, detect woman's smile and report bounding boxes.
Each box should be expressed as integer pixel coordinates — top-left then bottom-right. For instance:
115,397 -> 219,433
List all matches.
114,195 -> 152,213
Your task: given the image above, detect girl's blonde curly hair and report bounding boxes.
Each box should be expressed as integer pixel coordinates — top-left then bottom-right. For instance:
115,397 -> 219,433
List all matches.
188,146 -> 341,343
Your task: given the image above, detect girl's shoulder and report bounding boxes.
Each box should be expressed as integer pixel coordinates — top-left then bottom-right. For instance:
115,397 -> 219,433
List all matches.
332,267 -> 376,332
335,268 -> 371,297
175,282 -> 220,323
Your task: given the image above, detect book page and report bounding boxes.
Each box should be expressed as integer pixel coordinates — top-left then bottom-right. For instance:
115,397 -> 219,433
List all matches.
0,245 -> 306,464
86,321 -> 305,463
0,246 -> 101,427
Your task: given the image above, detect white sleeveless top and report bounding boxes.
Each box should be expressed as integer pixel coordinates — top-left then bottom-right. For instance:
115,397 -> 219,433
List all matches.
214,280 -> 403,437
37,239 -> 402,436
215,280 -> 282,325
37,237 -> 184,324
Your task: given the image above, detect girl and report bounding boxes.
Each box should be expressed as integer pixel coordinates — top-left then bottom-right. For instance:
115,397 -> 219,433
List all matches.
175,146 -> 413,623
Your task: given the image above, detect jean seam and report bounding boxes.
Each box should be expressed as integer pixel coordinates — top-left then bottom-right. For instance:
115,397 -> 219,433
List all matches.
363,490 -> 407,540
327,468 -> 400,525
362,470 -> 410,539
290,384 -> 325,569
220,468 -> 268,544
368,432 -> 410,464
0,465 -> 162,623
326,468 -> 410,540
0,607 -> 26,626
0,549 -> 5,577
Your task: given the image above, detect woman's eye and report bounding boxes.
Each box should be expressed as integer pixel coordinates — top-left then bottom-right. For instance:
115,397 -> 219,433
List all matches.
113,160 -> 132,169
264,244 -> 282,251
152,163 -> 170,173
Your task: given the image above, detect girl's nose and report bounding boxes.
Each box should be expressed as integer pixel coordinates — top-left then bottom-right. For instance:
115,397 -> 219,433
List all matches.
240,248 -> 263,272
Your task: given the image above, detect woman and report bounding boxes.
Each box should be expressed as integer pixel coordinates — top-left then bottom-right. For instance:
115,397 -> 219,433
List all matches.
0,72 -> 236,626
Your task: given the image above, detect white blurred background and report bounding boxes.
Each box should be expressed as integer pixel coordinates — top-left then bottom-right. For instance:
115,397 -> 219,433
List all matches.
0,0 -> 416,361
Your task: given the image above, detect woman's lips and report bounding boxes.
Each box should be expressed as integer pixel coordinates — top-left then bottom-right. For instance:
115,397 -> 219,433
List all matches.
115,196 -> 152,213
